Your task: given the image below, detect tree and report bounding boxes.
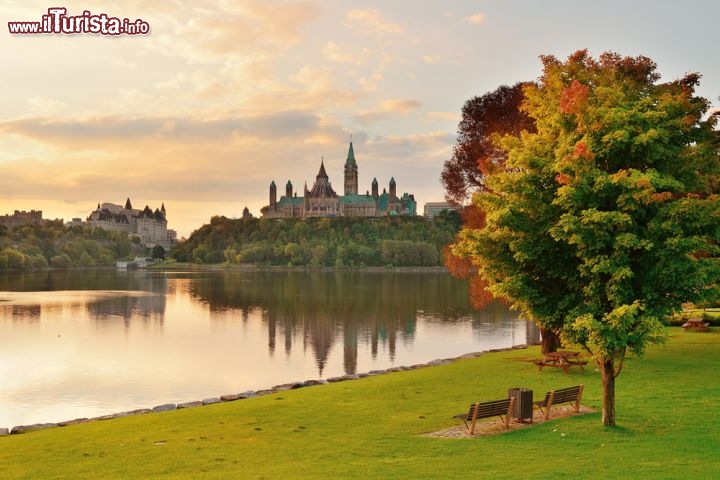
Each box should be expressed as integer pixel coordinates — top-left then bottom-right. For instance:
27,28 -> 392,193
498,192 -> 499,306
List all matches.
152,245 -> 166,261
441,82 -> 564,348
441,82 -> 536,206
453,50 -> 720,426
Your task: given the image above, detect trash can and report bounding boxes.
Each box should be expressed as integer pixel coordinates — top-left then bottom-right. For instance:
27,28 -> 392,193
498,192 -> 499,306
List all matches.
508,388 -> 533,422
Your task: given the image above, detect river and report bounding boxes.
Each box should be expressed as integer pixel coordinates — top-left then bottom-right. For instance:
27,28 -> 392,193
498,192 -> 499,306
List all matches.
0,269 -> 537,429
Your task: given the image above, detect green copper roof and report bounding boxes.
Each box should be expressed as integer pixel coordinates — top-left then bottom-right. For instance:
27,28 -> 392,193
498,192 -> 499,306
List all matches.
277,196 -> 304,206
340,194 -> 375,205
345,142 -> 356,167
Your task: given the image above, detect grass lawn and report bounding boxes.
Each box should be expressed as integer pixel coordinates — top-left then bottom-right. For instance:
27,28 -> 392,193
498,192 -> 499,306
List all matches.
2,328 -> 718,479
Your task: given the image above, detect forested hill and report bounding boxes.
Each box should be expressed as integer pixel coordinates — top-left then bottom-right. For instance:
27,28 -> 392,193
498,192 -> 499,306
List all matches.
0,221 -> 143,270
171,213 -> 461,267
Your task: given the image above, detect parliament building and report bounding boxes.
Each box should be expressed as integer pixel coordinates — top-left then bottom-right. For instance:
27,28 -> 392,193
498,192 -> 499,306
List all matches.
261,143 -> 416,219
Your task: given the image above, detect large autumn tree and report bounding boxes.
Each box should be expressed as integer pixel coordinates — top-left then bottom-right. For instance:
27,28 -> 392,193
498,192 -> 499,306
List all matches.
441,83 -> 556,339
454,50 -> 720,426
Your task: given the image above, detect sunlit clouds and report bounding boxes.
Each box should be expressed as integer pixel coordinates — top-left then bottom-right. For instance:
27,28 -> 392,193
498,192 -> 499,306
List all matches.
1,1 -> 719,236
462,13 -> 486,25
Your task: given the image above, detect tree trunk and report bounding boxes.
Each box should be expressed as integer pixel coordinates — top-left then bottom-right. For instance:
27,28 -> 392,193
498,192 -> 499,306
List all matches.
540,328 -> 561,354
599,359 -> 616,426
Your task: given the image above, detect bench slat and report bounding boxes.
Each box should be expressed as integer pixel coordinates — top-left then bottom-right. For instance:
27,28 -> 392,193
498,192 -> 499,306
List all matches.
534,384 -> 583,420
457,397 -> 516,434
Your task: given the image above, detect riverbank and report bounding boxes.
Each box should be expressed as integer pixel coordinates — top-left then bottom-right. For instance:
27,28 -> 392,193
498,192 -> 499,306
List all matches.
1,328 -> 717,479
147,261 -> 450,274
0,346 -> 525,435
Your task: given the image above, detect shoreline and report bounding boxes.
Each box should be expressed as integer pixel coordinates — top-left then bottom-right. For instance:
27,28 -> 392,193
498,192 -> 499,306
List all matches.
146,263 -> 450,273
1,343 -> 530,436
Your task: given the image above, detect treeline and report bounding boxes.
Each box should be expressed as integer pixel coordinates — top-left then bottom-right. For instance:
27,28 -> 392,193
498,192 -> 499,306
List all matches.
0,221 -> 144,270
172,213 -> 461,267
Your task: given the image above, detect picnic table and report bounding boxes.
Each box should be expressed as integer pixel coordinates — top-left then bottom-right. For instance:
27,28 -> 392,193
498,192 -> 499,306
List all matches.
534,350 -> 588,374
682,318 -> 709,332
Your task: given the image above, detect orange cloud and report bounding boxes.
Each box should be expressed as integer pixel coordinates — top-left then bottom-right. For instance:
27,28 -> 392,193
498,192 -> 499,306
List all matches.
354,99 -> 422,123
463,13 -> 486,24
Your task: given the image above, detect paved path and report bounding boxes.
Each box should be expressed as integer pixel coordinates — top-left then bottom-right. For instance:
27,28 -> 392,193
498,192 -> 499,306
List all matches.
423,405 -> 595,438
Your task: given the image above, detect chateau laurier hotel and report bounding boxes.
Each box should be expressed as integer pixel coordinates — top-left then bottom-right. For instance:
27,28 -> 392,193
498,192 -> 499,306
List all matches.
261,142 -> 416,218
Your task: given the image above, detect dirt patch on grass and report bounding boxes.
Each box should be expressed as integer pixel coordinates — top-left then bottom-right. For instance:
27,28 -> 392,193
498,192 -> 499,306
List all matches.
423,405 -> 596,438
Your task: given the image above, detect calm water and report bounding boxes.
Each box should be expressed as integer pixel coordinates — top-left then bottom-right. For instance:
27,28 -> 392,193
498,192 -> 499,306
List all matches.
0,269 -> 536,429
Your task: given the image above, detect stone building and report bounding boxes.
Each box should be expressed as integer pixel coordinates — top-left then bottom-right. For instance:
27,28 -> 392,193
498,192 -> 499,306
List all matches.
423,202 -> 456,219
261,142 -> 416,218
0,210 -> 44,227
86,198 -> 177,248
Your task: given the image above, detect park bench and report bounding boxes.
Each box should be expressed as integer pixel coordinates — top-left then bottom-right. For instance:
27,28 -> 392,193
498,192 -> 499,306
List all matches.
533,384 -> 584,420
454,397 -> 516,434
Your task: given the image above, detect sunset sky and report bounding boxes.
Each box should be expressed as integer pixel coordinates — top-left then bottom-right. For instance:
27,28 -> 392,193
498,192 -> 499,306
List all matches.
2,0 -> 719,237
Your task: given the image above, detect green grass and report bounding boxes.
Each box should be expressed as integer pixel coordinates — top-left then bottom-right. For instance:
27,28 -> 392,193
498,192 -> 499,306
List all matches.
2,328 -> 719,479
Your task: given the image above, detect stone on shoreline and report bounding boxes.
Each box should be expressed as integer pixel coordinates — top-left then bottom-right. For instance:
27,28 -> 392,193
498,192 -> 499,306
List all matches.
303,379 -> 327,386
152,404 -> 177,412
58,418 -> 90,427
177,401 -> 204,409
427,359 -> 453,366
272,382 -> 305,391
10,423 -> 58,434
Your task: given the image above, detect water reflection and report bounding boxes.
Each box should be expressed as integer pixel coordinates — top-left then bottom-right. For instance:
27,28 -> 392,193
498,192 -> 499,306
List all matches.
180,270 -> 540,375
0,270 -> 537,429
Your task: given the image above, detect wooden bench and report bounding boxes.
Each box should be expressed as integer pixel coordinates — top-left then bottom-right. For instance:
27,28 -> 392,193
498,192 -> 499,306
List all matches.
533,384 -> 584,420
454,397 -> 516,434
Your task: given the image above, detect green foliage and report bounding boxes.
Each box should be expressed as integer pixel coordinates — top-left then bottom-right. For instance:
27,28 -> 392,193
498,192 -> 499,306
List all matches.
151,245 -> 166,260
0,223 -> 146,270
451,50 -> 720,425
172,216 -> 458,268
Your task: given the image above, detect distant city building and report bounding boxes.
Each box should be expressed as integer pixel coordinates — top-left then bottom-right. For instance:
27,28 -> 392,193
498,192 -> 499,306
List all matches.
261,142 -> 416,218
423,202 -> 456,219
65,218 -> 84,228
0,210 -> 44,227
86,198 -> 177,248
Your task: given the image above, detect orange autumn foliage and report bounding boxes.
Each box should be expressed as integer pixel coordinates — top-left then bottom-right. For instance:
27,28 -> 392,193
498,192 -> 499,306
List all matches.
559,79 -> 589,115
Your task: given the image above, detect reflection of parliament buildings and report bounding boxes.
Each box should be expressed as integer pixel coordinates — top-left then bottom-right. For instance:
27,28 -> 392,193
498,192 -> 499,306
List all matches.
191,272 -> 539,377
261,142 -> 417,218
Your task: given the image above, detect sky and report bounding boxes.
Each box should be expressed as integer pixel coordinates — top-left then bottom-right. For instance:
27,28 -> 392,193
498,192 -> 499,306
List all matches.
1,0 -> 719,238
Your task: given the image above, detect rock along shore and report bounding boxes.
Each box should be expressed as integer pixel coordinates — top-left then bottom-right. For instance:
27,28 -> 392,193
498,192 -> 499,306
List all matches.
1,344 -> 528,436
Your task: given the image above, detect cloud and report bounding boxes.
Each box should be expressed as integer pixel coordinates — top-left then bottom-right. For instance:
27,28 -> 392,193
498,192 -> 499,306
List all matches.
354,99 -> 422,123
322,42 -> 373,64
27,96 -> 67,113
463,13 -> 486,24
343,8 -> 405,35
365,131 -> 455,162
0,113 -> 323,147
136,0 -> 321,70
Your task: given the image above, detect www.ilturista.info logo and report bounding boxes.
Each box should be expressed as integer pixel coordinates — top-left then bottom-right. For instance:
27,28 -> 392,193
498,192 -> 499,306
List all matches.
8,7 -> 150,35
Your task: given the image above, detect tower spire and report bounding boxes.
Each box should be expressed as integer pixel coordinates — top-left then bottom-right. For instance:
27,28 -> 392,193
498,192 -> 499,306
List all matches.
344,140 -> 358,195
